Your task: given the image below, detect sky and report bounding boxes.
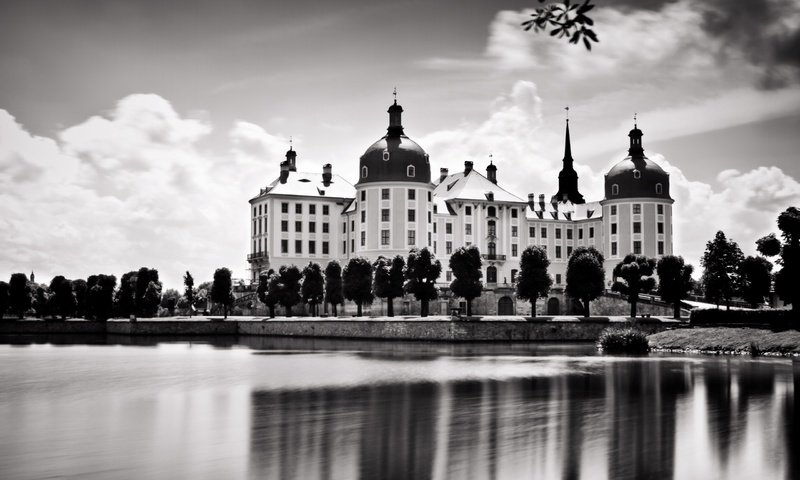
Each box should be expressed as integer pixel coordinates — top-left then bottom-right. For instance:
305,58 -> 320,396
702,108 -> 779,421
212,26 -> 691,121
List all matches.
1,0 -> 799,289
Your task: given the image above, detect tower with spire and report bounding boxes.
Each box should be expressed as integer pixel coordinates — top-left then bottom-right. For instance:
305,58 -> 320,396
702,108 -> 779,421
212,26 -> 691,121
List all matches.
553,108 -> 585,204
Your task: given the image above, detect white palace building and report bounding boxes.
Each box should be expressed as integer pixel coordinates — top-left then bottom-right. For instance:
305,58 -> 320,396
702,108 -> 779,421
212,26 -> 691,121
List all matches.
247,99 -> 674,315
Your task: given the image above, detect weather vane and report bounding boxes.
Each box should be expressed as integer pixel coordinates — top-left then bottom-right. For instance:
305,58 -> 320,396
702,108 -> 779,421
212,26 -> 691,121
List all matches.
489,153 -> 493,164
289,135 -> 293,150
565,106 -> 569,122
393,86 -> 397,103
634,112 -> 637,127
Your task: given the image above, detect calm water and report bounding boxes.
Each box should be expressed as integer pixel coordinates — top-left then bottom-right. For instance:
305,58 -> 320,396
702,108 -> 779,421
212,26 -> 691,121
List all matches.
0,336 -> 797,480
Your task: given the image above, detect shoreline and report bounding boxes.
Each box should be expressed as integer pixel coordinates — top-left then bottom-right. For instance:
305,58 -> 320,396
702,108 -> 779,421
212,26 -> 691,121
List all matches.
647,327 -> 800,357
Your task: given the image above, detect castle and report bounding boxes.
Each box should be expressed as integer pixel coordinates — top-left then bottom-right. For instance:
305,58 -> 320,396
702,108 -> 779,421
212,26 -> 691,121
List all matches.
247,99 -> 673,315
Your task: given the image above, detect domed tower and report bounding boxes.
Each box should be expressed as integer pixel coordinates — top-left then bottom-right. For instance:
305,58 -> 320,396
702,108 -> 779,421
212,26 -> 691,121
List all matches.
601,117 -> 674,267
353,95 -> 434,259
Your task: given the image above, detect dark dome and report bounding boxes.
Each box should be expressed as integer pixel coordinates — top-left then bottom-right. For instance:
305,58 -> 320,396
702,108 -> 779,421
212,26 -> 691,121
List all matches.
356,101 -> 431,185
604,124 -> 671,200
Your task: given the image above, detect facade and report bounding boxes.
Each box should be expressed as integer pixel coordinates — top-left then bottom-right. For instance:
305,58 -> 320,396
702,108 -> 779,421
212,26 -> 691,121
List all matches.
248,100 -> 674,310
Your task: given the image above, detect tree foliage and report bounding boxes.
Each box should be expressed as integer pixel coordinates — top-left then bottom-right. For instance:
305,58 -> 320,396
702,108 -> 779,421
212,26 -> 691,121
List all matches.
612,254 -> 656,318
758,206 -> 800,312
739,256 -> 773,308
405,248 -> 441,317
277,265 -> 302,317
135,267 -> 162,317
301,262 -> 325,316
701,231 -> 744,309
521,0 -> 598,50
72,279 -> 88,319
184,271 -> 195,317
373,255 -> 406,317
49,276 -> 76,320
324,261 -> 344,316
448,246 -> 483,317
211,267 -> 234,318
87,274 -> 116,321
116,271 -> 137,317
656,255 -> 694,319
565,246 -> 605,317
161,288 -> 181,316
343,257 -> 374,317
0,281 -> 8,319
516,246 -> 552,317
257,269 -> 280,318
8,273 -> 31,319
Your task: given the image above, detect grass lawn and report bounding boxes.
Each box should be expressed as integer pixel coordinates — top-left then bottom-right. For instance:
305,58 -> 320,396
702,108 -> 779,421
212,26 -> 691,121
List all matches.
648,327 -> 800,355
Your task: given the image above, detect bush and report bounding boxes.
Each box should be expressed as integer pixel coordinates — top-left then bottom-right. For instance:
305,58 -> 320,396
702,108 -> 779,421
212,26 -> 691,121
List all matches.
690,308 -> 794,328
598,327 -> 650,354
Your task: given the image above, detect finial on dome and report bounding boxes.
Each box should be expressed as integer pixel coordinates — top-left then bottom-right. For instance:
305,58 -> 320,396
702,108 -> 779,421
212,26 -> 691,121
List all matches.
565,106 -> 569,123
289,135 -> 293,150
634,112 -> 637,128
393,86 -> 397,105
489,153 -> 493,165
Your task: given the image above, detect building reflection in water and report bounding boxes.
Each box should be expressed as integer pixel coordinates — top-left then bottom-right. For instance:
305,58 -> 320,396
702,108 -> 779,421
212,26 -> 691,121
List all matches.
248,359 -> 794,480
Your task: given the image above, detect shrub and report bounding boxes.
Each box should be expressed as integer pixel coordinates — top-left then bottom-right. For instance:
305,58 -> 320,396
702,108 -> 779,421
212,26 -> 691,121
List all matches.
689,308 -> 794,328
597,327 -> 650,354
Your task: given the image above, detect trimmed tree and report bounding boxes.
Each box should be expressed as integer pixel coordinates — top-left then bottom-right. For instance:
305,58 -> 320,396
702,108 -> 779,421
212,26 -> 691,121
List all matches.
161,289 -> 180,316
373,256 -> 406,317
701,231 -> 744,309
211,267 -> 234,319
277,265 -> 302,317
612,254 -> 657,318
405,247 -> 441,317
343,257 -> 374,317
88,274 -> 117,321
656,255 -> 694,319
0,281 -> 8,319
9,273 -> 31,319
516,246 -> 552,317
257,270 -> 279,318
448,246 -> 483,317
116,271 -> 137,317
134,268 -> 161,317
565,246 -> 605,317
73,279 -> 88,319
49,276 -> 76,320
33,286 -> 49,319
324,261 -> 344,317
184,271 -> 195,317
757,206 -> 800,313
739,256 -> 773,309
301,262 -> 325,316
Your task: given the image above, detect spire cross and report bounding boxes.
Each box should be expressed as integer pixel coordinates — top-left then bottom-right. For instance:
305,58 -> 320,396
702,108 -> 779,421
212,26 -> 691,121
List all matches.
565,106 -> 569,122
489,153 -> 493,165
289,135 -> 293,150
634,112 -> 637,127
393,86 -> 397,104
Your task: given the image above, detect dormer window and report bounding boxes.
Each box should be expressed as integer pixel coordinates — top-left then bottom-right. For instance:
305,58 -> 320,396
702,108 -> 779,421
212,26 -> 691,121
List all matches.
361,166 -> 368,178
655,183 -> 663,194
612,184 -> 619,195
382,150 -> 390,161
633,169 -> 641,179
424,153 -> 429,164
407,165 -> 415,177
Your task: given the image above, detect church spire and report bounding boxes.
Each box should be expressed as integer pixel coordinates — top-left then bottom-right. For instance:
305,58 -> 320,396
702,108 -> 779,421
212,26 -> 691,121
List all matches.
553,109 -> 585,204
563,109 -> 573,166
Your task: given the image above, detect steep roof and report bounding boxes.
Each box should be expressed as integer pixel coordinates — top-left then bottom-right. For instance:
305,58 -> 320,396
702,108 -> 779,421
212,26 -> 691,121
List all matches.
250,171 -> 355,201
433,169 -> 526,204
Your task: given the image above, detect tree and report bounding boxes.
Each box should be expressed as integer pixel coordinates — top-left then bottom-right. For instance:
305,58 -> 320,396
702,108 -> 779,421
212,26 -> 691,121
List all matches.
757,206 -> 800,313
134,267 -> 161,317
612,254 -> 657,318
211,267 -> 234,319
277,265 -> 302,317
656,255 -> 694,319
301,262 -> 325,316
521,0 -> 598,50
738,256 -> 773,309
72,279 -> 88,319
343,257 -> 374,317
33,285 -> 49,318
373,255 -> 406,317
116,271 -> 137,317
88,274 -> 116,321
49,276 -> 76,320
565,246 -> 605,317
8,273 -> 31,319
324,261 -> 344,317
448,246 -> 483,317
257,270 -> 279,318
160,289 -> 181,316
405,248 -> 441,317
184,271 -> 195,317
516,246 -> 552,317
0,281 -> 8,319
701,231 -> 744,309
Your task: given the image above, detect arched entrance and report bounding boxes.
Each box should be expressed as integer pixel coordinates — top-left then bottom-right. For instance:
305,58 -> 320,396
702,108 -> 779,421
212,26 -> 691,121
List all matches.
547,297 -> 560,315
498,296 -> 514,315
486,266 -> 497,283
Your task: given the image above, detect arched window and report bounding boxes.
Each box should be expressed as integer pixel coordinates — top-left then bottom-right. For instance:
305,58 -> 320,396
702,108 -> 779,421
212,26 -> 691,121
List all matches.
487,220 -> 496,236
611,184 -> 619,195
424,153 -> 429,164
488,241 -> 496,256
655,183 -> 663,194
487,206 -> 496,217
361,166 -> 368,178
486,266 -> 497,283
633,170 -> 641,179
407,165 -> 415,177
382,150 -> 390,161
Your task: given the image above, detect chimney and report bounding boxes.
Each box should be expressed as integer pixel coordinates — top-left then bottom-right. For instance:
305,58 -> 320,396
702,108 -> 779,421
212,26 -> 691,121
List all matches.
285,148 -> 297,171
464,161 -> 473,175
322,163 -> 332,186
528,193 -> 535,210
486,161 -> 497,184
439,167 -> 449,183
279,161 -> 290,184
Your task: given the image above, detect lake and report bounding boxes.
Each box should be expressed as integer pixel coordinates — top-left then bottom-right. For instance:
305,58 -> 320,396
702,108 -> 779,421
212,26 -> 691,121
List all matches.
0,336 -> 797,480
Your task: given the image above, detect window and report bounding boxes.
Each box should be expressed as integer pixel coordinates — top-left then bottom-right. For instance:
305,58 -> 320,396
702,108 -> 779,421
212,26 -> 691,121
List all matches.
381,188 -> 390,200
295,204 -> 302,214
408,230 -> 416,245
295,221 -> 302,232
446,241 -> 453,254
428,211 -> 431,223
541,227 -> 547,238
633,169 -> 641,179
589,227 -> 594,238
281,220 -> 288,232
351,239 -> 355,251
253,207 -> 257,217
361,191 -> 366,202
382,150 -> 390,161
488,242 -> 496,256
281,240 -> 288,253
488,221 -> 496,236
633,240 -> 642,254
361,210 -> 366,223
295,240 -> 302,254
381,209 -> 390,222
529,226 -> 536,237
656,183 -> 663,194
512,244 -> 518,256
322,222 -> 329,233
309,205 -> 316,215
487,266 -> 497,283
381,230 -> 390,245
465,224 -> 472,235
658,241 -> 664,255
309,222 -> 316,233
342,222 -> 346,232
361,166 -> 368,178
408,189 -> 416,200
556,228 -> 562,240
433,223 -> 437,234
512,226 -> 518,237
309,241 -> 316,254
612,184 -> 619,195
322,241 -> 329,255
567,246 -> 573,257
657,204 -> 664,215
633,204 -> 641,215
281,202 -> 289,214
446,271 -> 452,281
343,240 -> 347,253
407,165 -> 415,177
567,229 -> 573,240
351,220 -> 355,231
611,242 -> 617,256
556,274 -> 562,285
428,232 -> 432,245
611,223 -> 617,235
633,222 -> 641,234
446,223 -> 452,234
511,269 -> 518,283
488,206 -> 496,217
466,206 -> 472,215
434,241 -> 437,253
611,205 -> 617,215
578,228 -> 583,240
511,208 -> 518,218
408,209 -> 416,222
361,231 -> 366,246
556,246 -> 562,259
323,205 -> 329,215
658,222 -> 664,234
